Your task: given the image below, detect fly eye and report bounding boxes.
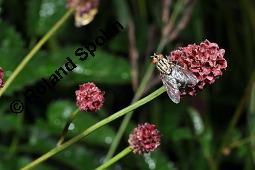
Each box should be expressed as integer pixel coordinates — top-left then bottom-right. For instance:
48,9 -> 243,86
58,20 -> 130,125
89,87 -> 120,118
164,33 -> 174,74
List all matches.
159,55 -> 164,59
151,58 -> 157,64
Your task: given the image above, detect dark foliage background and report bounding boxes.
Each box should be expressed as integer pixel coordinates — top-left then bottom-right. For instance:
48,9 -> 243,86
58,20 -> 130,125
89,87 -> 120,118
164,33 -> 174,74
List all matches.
0,0 -> 254,169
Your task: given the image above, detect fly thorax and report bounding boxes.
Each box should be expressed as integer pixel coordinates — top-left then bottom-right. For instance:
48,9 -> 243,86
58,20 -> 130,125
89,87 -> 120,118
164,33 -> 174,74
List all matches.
156,58 -> 172,74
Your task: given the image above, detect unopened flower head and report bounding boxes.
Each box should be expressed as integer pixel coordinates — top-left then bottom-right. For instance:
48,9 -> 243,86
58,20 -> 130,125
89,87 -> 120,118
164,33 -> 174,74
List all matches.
75,82 -> 104,111
67,0 -> 99,27
128,123 -> 161,154
169,39 -> 227,96
0,67 -> 4,88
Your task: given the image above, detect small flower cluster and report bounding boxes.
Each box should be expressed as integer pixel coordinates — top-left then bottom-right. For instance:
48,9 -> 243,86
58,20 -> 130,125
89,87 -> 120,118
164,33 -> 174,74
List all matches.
169,39 -> 227,96
75,82 -> 161,154
75,82 -> 104,111
67,0 -> 99,16
67,0 -> 99,27
0,67 -> 4,88
128,123 -> 161,154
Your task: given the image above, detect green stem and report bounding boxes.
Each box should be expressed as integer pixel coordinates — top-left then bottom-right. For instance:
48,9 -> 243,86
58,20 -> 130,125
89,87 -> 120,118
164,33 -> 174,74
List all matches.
20,86 -> 166,170
104,37 -> 165,162
0,8 -> 74,97
96,146 -> 132,170
57,108 -> 80,146
104,0 -> 186,161
216,70 -> 255,161
6,112 -> 24,159
104,64 -> 154,161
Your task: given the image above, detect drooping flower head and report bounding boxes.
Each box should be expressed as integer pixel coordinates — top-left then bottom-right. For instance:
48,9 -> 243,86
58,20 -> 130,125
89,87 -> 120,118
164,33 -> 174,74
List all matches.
75,82 -> 104,111
67,0 -> 99,27
169,39 -> 227,96
0,67 -> 4,88
128,123 -> 161,154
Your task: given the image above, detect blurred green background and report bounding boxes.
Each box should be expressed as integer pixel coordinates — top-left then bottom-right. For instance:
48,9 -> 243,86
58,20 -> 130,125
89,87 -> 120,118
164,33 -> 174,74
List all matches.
0,0 -> 255,169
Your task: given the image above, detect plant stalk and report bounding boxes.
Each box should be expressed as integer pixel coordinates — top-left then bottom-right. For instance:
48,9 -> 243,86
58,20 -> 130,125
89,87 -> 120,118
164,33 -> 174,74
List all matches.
57,108 -> 80,146
20,86 -> 166,170
104,0 -> 187,161
96,146 -> 132,170
216,70 -> 255,161
0,8 -> 74,97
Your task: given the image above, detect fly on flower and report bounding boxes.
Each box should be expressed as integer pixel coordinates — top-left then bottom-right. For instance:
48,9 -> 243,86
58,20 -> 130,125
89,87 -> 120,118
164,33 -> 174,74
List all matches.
151,53 -> 198,103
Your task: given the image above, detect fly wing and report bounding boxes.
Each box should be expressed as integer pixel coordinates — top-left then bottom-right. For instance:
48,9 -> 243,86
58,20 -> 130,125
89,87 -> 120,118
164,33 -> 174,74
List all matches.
160,74 -> 181,104
174,65 -> 199,86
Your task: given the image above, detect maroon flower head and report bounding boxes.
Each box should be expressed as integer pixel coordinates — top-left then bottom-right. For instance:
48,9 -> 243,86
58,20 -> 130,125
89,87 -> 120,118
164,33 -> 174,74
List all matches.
169,39 -> 227,96
0,67 -> 4,88
128,123 -> 161,154
75,82 -> 104,111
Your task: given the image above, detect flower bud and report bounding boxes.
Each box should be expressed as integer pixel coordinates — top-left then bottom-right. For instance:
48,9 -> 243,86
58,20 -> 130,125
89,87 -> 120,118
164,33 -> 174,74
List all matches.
67,0 -> 99,27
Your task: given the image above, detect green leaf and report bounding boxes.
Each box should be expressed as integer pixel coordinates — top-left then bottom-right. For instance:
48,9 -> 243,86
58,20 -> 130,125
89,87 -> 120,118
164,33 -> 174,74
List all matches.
153,100 -> 188,141
198,127 -> 213,163
24,125 -> 98,170
248,83 -> 255,163
69,49 -> 131,84
0,114 -> 21,133
188,107 -> 204,136
108,32 -> 128,53
5,46 -> 131,94
26,0 -> 67,36
0,20 -> 24,72
113,0 -> 130,27
0,0 -> 3,15
171,127 -> 193,141
4,51 -> 51,94
135,150 -> 177,170
46,100 -> 116,147
17,157 -> 55,170
26,0 -> 42,37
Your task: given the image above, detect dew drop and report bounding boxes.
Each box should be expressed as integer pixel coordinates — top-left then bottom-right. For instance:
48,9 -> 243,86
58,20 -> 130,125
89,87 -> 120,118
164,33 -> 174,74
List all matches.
39,1 -> 56,17
63,108 -> 72,118
54,119 -> 61,126
104,136 -> 112,144
68,123 -> 75,130
144,153 -> 156,169
121,72 -> 129,79
30,135 -> 37,145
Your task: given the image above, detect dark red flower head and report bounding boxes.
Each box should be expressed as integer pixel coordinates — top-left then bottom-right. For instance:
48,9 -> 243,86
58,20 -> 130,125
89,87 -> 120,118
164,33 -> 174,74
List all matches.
67,0 -> 99,27
75,82 -> 104,111
0,67 -> 4,88
128,123 -> 161,154
169,39 -> 227,96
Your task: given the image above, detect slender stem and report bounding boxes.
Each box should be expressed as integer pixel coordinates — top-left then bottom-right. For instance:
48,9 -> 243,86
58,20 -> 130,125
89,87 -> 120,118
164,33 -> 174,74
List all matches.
104,0 -> 187,161
104,64 -> 154,161
96,146 -> 132,170
6,112 -> 24,159
0,8 -> 74,97
216,70 -> 255,161
104,30 -> 169,161
57,108 -> 80,146
20,86 -> 166,170
104,38 -> 165,161
227,135 -> 255,150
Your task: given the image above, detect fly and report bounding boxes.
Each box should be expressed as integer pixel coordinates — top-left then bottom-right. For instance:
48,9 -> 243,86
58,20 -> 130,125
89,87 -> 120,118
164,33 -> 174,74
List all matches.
151,53 -> 199,103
